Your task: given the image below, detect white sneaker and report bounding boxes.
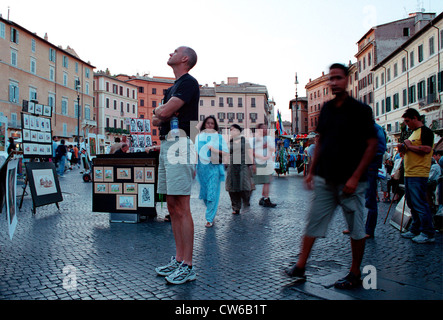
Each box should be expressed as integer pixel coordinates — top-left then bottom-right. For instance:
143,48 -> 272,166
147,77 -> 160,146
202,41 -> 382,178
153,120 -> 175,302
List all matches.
401,231 -> 417,239
165,263 -> 196,285
412,233 -> 435,244
155,256 -> 180,276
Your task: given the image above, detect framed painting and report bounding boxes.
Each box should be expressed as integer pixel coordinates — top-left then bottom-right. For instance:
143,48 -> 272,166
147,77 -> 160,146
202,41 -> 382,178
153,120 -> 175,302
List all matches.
6,159 -> 19,239
23,143 -> 32,155
39,118 -> 46,132
103,167 -> 114,182
144,119 -> 151,133
88,134 -> 97,157
25,161 -> 63,209
94,183 -> 108,194
137,119 -> 144,133
116,195 -> 136,210
146,135 -> 152,147
130,134 -> 139,148
43,105 -> 52,117
30,131 -> 38,142
37,132 -> 45,143
144,167 -> 155,183
22,129 -> 31,141
130,119 -> 137,133
34,104 -> 43,115
31,168 -> 58,196
134,167 -> 145,182
94,167 -> 104,182
44,132 -> 52,143
28,101 -> 35,114
45,145 -> 52,156
117,168 -> 131,180
124,183 -> 137,194
29,116 -> 36,130
108,183 -> 122,194
138,134 -> 145,148
22,113 -> 30,129
137,184 -> 155,207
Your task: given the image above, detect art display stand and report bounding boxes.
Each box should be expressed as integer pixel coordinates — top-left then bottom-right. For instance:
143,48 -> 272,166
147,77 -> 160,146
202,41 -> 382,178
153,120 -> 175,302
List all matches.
21,161 -> 62,215
21,100 -> 53,159
92,153 -> 158,223
17,100 -> 63,215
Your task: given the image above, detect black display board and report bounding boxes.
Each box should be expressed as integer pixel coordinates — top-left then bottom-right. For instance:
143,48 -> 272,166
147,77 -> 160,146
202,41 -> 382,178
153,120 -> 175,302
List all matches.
92,154 -> 158,217
25,162 -> 63,214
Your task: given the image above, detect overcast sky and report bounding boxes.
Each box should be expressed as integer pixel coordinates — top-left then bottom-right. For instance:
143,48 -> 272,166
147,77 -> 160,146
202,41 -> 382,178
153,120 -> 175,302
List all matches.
2,0 -> 443,121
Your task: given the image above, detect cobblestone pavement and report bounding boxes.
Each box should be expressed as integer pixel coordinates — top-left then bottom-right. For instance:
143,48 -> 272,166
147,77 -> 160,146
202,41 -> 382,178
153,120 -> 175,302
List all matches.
0,166 -> 442,302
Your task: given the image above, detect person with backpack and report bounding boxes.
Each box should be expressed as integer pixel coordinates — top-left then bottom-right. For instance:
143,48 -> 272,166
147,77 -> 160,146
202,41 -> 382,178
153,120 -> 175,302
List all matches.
56,139 -> 68,177
364,123 -> 387,238
343,122 -> 386,238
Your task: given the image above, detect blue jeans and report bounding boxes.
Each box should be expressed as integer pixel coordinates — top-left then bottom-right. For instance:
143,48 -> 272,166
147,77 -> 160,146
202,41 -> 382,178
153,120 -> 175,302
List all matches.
58,155 -> 66,176
365,168 -> 378,236
404,177 -> 435,237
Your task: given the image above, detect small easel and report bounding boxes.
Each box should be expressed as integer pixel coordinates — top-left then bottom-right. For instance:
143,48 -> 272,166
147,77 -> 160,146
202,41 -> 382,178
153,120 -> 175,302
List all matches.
20,158 -> 62,215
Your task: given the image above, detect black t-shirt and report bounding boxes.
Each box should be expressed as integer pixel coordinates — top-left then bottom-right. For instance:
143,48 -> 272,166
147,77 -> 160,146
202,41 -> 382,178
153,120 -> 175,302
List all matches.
315,96 -> 377,184
159,73 -> 200,137
56,144 -> 67,157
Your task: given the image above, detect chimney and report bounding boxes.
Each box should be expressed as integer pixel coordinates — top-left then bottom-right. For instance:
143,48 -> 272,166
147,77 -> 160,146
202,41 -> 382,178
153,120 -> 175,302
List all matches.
227,77 -> 238,85
44,33 -> 48,41
411,12 -> 436,32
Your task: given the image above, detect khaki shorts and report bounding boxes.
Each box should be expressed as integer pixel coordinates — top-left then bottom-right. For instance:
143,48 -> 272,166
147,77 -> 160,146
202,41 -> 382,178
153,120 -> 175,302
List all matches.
157,137 -> 196,196
305,176 -> 368,240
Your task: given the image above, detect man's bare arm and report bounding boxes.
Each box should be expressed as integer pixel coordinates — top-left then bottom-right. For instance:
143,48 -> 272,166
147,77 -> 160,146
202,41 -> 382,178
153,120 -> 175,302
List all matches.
154,97 -> 185,121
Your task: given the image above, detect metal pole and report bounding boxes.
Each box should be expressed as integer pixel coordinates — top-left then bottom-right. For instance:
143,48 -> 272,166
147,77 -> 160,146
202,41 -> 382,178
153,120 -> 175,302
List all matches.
77,94 -> 80,149
76,80 -> 80,149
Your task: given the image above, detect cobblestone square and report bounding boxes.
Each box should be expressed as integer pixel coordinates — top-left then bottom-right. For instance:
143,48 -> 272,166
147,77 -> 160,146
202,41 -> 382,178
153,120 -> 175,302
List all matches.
1,167 -> 442,302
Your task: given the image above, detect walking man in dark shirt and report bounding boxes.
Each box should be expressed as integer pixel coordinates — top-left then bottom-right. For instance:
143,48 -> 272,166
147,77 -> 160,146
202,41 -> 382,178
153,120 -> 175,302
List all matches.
152,46 -> 199,284
286,63 -> 378,289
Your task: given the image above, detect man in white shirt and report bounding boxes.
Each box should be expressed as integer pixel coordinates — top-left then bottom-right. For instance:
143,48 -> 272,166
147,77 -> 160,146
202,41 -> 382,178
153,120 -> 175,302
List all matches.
252,123 -> 277,207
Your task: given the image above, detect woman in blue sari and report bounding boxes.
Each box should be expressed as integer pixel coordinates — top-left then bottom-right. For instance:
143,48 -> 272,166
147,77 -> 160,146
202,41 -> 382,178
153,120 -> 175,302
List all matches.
196,116 -> 228,227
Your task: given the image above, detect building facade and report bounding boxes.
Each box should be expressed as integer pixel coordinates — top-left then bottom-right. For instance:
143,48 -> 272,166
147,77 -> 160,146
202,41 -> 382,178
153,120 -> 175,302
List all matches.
356,12 -> 436,110
116,75 -> 174,145
305,72 -> 331,133
289,96 -> 308,135
347,62 -> 359,99
0,17 -> 95,142
199,77 -> 270,134
93,72 -> 138,140
372,12 -> 443,143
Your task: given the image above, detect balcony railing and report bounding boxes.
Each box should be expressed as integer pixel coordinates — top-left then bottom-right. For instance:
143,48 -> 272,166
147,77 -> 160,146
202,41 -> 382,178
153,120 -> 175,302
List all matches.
81,119 -> 97,128
418,93 -> 440,112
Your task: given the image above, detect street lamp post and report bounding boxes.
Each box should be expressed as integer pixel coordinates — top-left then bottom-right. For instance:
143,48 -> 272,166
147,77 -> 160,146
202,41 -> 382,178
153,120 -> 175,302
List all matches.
294,72 -> 299,135
75,80 -> 81,149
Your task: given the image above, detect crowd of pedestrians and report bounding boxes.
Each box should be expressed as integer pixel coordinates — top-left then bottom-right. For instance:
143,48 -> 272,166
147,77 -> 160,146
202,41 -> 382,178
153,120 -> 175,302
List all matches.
41,50 -> 440,290
50,137 -> 85,177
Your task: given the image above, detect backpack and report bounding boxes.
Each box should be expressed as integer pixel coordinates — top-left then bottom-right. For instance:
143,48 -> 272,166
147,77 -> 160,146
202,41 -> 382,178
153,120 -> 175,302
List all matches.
55,145 -> 64,159
373,123 -> 387,168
